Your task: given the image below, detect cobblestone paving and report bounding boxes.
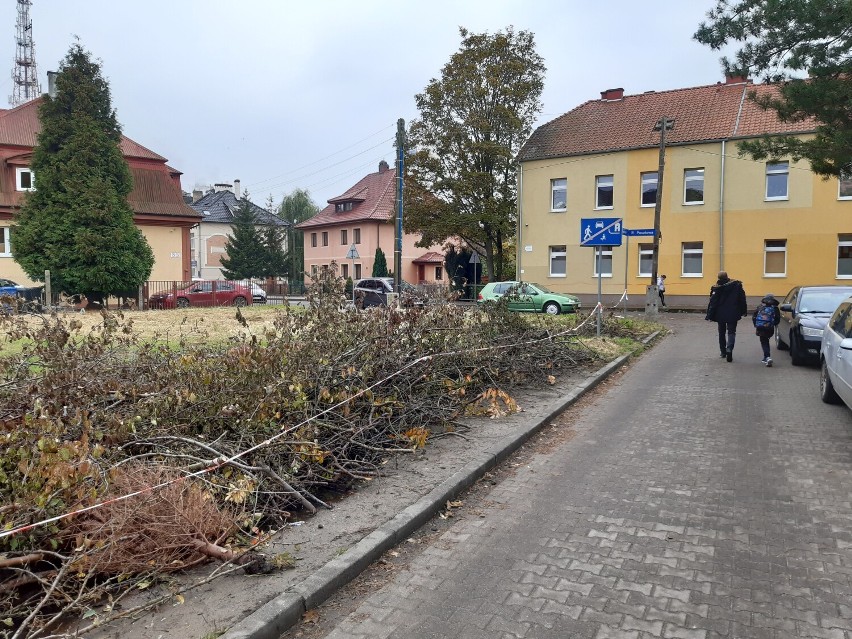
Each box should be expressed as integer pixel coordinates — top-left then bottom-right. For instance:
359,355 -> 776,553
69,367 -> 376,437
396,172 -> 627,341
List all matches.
321,315 -> 852,638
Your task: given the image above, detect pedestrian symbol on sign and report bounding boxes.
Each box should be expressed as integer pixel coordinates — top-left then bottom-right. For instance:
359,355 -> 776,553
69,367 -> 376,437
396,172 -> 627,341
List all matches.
583,226 -> 592,241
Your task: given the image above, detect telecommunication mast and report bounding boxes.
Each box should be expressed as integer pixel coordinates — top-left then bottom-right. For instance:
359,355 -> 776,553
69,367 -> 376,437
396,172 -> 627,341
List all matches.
9,0 -> 41,106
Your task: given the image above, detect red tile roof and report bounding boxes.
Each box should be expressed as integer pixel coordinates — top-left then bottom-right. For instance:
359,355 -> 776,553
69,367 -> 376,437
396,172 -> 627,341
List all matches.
0,98 -> 166,160
412,251 -> 444,264
297,163 -> 396,229
518,81 -> 816,162
0,98 -> 197,220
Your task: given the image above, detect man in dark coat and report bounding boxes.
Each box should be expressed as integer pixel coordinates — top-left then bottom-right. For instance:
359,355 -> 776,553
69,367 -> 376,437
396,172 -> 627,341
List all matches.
705,271 -> 748,362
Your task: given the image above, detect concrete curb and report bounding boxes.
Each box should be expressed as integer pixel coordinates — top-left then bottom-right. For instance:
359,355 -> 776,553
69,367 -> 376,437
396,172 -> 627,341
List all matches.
222,331 -> 661,639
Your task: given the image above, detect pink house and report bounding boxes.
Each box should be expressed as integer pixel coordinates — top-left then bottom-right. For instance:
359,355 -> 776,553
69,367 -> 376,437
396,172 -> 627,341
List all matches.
297,160 -> 445,284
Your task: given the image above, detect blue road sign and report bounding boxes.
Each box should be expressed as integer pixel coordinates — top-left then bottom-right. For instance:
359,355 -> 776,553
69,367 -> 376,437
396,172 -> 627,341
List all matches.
580,217 -> 623,247
623,228 -> 655,237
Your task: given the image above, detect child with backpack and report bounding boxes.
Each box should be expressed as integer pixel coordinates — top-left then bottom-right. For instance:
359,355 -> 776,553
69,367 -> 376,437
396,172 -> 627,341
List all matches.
753,293 -> 781,366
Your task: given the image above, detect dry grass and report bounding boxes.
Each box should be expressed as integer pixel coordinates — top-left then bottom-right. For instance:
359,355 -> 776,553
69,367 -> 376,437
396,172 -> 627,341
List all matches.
3,305 -> 285,348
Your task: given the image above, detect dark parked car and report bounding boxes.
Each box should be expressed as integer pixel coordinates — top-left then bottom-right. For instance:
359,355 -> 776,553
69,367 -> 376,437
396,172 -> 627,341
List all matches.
353,277 -> 424,308
777,285 -> 852,365
0,277 -> 44,310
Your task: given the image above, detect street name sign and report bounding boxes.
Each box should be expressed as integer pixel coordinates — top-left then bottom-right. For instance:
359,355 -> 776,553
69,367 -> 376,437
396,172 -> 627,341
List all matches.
623,228 -> 655,237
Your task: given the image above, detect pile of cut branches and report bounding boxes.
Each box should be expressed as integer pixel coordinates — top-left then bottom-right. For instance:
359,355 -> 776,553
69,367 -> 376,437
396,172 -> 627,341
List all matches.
0,268 -> 617,637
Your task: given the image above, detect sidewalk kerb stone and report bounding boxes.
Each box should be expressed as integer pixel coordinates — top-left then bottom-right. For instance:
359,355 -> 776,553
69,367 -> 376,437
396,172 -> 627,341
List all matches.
221,342 -> 644,639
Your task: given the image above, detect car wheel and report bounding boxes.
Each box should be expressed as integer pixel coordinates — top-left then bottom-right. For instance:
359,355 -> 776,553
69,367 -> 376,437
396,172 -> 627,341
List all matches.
775,329 -> 788,350
543,301 -> 561,315
820,359 -> 842,404
233,296 -> 247,307
176,297 -> 190,309
790,333 -> 806,366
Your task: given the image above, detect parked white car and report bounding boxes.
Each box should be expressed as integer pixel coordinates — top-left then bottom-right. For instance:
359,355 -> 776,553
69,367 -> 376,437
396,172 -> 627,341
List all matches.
250,283 -> 267,304
819,295 -> 852,407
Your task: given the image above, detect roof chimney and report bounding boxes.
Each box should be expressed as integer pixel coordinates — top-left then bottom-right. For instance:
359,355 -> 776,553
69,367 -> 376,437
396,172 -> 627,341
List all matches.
234,178 -> 241,199
378,160 -> 390,173
192,189 -> 203,203
600,87 -> 624,101
47,71 -> 58,98
725,73 -> 749,85
213,183 -> 233,193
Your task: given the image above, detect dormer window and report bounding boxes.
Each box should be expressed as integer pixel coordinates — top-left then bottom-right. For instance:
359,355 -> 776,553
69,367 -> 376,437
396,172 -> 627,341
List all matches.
335,202 -> 354,212
16,167 -> 34,191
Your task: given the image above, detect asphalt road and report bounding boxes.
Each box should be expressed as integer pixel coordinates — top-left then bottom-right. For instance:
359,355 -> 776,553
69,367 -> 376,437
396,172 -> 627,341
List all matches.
299,313 -> 852,639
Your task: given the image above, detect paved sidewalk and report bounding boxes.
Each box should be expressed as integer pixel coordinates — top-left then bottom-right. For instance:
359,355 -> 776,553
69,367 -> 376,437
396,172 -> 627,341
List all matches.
317,314 -> 852,639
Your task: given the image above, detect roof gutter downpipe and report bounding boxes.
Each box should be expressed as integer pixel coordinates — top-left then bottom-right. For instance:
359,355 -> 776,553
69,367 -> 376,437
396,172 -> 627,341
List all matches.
722,84 -> 749,272
719,140 -> 726,272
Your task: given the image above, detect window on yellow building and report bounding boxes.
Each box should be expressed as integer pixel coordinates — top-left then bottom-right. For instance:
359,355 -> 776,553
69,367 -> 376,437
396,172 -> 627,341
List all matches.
764,240 -> 787,277
638,243 -> 653,277
593,246 -> 613,277
595,175 -> 613,209
682,242 -> 703,277
684,168 -> 704,204
549,245 -> 566,277
551,178 -> 567,211
838,235 -> 852,278
766,162 -> 789,200
840,172 -> 852,199
641,172 -> 658,207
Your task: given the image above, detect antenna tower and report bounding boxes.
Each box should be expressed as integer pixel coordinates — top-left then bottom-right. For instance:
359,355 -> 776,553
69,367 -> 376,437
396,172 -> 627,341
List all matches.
9,0 -> 40,106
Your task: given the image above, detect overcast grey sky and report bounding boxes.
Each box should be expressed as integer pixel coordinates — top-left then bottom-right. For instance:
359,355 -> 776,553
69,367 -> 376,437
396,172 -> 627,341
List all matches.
1,0 -> 730,209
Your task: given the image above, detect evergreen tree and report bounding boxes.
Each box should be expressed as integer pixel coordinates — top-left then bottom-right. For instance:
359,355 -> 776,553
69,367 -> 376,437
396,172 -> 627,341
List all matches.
220,194 -> 264,280
261,224 -> 287,278
13,43 -> 154,299
695,0 -> 852,176
372,247 -> 389,277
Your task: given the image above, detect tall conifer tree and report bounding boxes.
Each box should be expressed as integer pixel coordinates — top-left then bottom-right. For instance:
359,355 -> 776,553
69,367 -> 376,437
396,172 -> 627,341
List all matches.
13,43 -> 154,299
220,194 -> 264,280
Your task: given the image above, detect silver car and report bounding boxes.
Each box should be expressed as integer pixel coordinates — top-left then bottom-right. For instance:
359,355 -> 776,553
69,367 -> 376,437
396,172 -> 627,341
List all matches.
819,296 -> 852,407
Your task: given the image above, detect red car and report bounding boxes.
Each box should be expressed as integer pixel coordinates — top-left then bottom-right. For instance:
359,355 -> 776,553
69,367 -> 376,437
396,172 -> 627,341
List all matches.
148,281 -> 252,309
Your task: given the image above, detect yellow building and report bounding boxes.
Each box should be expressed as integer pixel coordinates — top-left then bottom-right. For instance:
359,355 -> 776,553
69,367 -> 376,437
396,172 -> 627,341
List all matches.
517,77 -> 850,307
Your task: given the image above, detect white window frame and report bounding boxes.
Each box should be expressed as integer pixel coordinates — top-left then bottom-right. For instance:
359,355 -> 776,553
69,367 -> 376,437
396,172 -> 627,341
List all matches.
550,178 -> 567,212
0,226 -> 10,256
763,239 -> 787,277
15,167 -> 34,192
549,245 -> 566,277
683,168 -> 705,205
681,241 -> 704,277
595,175 -> 614,210
838,235 -> 852,279
839,172 -> 852,200
638,243 -> 653,277
765,162 -> 789,201
593,246 -> 613,277
640,172 -> 658,207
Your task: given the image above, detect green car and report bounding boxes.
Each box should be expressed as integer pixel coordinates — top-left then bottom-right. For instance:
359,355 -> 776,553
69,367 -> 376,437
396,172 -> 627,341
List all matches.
477,281 -> 581,315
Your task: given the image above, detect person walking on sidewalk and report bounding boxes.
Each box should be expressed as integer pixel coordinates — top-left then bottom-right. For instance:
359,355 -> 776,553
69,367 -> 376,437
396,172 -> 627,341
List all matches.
657,274 -> 667,308
752,293 -> 781,366
705,271 -> 748,362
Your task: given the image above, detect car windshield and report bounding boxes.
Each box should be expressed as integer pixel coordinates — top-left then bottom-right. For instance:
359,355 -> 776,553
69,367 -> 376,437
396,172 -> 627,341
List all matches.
529,283 -> 551,294
799,290 -> 852,313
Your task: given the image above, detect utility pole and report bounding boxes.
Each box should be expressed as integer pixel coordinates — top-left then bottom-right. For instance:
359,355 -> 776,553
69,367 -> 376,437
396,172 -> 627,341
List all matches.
394,119 -> 405,295
9,0 -> 40,106
645,116 -> 674,319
